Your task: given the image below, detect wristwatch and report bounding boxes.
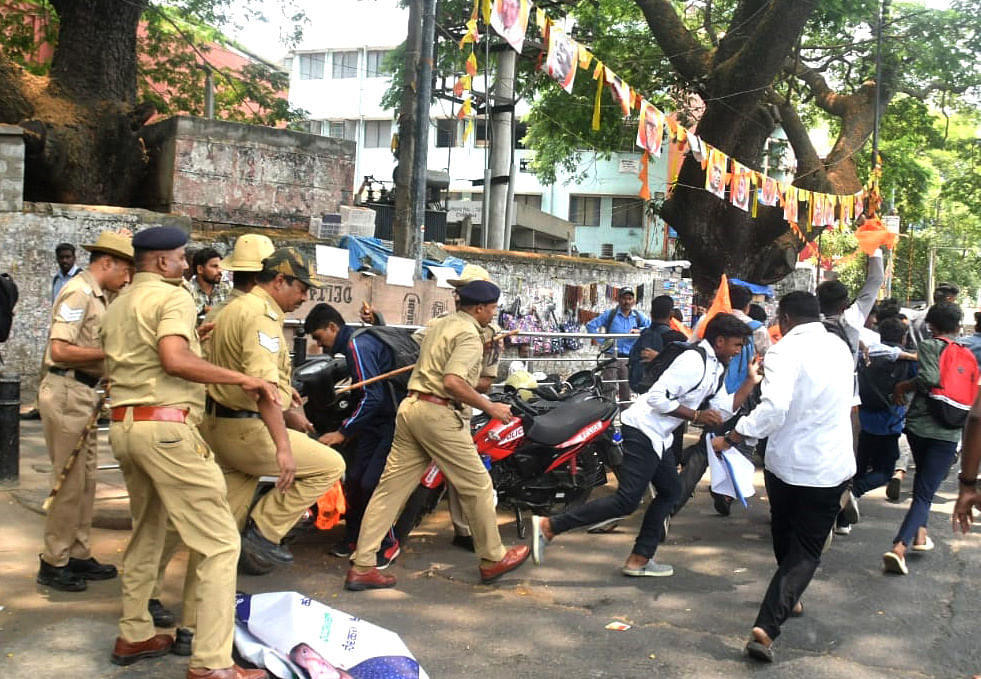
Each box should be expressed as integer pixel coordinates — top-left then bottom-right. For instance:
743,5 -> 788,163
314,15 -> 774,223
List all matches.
724,432 -> 739,447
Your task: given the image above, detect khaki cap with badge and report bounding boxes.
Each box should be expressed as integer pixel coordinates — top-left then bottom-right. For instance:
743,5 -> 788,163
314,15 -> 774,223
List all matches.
262,247 -> 327,289
221,234 -> 276,272
82,231 -> 135,263
448,263 -> 493,287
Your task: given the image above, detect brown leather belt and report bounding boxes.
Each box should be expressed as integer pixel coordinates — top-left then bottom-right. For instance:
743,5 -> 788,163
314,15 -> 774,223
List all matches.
111,406 -> 189,423
409,391 -> 451,407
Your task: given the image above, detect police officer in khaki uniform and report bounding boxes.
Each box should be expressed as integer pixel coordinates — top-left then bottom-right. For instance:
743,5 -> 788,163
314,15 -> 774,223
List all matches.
148,232 -> 277,654
345,280 -> 529,591
200,248 -> 345,570
102,226 -> 275,678
36,231 -> 134,592
408,264 -> 502,551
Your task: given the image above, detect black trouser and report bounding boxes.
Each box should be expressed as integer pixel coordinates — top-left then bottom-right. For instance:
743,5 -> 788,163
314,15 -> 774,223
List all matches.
754,471 -> 847,640
550,425 -> 681,560
344,418 -> 397,549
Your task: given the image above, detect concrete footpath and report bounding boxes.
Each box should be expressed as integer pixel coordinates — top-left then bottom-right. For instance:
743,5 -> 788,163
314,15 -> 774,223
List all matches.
2,421 -> 980,678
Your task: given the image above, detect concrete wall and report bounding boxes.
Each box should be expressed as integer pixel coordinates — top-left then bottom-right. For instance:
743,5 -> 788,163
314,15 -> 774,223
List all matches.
0,204 -> 192,400
141,116 -> 356,230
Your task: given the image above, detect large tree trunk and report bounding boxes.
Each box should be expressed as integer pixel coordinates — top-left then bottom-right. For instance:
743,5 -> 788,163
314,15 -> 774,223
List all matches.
636,0 -> 883,293
0,0 -> 153,205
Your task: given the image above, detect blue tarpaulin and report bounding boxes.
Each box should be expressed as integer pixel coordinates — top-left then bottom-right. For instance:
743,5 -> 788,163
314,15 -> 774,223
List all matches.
338,236 -> 464,279
729,277 -> 774,299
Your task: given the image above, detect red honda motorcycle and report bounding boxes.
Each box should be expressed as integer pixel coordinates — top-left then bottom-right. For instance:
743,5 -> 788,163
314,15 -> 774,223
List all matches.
394,355 -> 623,540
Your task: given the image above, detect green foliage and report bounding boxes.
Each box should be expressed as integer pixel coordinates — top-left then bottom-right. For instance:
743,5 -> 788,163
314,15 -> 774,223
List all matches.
0,0 -> 303,126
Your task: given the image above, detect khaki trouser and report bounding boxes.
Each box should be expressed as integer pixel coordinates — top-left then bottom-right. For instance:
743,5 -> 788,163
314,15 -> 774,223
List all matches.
38,373 -> 99,566
447,484 -> 472,537
353,396 -> 506,568
110,417 -> 239,670
199,416 -> 345,541
151,525 -> 198,632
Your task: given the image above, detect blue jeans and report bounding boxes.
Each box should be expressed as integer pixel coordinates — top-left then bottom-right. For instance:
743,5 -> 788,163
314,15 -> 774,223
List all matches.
853,431 -> 900,497
892,432 -> 956,547
550,424 -> 681,560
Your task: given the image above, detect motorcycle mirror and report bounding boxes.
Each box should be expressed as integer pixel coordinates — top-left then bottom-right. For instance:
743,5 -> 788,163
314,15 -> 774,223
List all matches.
598,338 -> 616,355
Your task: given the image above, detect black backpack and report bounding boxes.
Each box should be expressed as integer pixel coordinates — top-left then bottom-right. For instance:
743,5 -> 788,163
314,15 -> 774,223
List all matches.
0,273 -> 18,343
350,326 -> 420,398
633,341 -> 724,399
628,324 -> 684,392
858,353 -> 912,412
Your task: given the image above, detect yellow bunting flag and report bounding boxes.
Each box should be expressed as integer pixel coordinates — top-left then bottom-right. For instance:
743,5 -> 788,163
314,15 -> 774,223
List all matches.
481,0 -> 491,24
466,51 -> 478,77
459,17 -> 479,47
592,60 -> 604,130
463,118 -> 474,143
578,44 -> 592,70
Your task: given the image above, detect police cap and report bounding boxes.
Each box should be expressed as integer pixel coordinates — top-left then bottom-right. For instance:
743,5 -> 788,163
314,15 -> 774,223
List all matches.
132,226 -> 189,251
457,280 -> 500,305
262,247 -> 326,289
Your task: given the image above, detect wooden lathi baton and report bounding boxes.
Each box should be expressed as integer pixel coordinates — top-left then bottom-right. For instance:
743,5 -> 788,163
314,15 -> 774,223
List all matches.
334,329 -> 519,394
42,384 -> 107,512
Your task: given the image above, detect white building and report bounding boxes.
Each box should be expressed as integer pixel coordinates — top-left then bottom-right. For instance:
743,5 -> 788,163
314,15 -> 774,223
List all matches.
284,0 -> 672,257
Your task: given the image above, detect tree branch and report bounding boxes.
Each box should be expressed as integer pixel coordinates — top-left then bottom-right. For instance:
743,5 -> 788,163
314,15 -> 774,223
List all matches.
633,0 -> 712,82
703,0 -> 719,47
0,52 -> 35,123
776,98 -> 824,186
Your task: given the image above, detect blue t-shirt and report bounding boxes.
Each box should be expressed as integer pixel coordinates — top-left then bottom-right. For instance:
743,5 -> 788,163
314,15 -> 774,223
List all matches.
586,307 -> 650,356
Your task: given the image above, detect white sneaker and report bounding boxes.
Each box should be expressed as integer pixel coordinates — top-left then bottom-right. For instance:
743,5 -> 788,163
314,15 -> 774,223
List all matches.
841,491 -> 860,524
834,524 -> 852,536
912,536 -> 935,552
622,560 -> 673,577
531,515 -> 548,566
882,551 -> 908,575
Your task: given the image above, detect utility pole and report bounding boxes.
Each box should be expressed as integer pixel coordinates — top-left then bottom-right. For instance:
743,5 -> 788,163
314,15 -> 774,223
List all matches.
485,48 -> 517,250
410,0 -> 437,274
393,1 -> 423,259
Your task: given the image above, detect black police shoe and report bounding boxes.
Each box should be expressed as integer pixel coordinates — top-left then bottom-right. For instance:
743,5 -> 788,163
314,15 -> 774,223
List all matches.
37,556 -> 86,592
148,598 -> 177,628
172,627 -> 193,656
242,520 -> 293,565
451,534 -> 475,552
68,556 -> 118,580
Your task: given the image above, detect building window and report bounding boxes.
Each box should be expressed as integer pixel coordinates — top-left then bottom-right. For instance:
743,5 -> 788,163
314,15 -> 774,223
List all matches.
298,53 -> 325,80
328,120 -> 356,142
435,118 -> 461,148
515,194 -> 542,210
569,195 -> 601,226
474,119 -> 489,148
282,56 -> 293,74
332,50 -> 359,79
611,197 -> 644,228
515,121 -> 528,149
364,120 -> 392,148
366,50 -> 391,78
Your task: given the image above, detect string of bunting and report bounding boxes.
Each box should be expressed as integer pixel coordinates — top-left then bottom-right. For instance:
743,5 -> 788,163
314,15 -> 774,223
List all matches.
465,0 -> 894,255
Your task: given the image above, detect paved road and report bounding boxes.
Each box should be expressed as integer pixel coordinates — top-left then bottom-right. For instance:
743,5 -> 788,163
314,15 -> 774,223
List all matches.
2,421 -> 980,678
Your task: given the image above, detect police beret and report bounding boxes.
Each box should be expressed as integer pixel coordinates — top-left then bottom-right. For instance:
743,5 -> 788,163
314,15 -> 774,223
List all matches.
457,280 -> 500,305
132,226 -> 188,251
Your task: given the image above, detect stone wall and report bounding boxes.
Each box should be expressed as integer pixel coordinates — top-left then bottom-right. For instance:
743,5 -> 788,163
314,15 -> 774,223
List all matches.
140,116 -> 356,231
0,204 -> 191,400
0,126 -> 24,213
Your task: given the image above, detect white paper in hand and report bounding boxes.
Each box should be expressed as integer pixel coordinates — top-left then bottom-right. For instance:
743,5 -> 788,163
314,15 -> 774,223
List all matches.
707,434 -> 756,507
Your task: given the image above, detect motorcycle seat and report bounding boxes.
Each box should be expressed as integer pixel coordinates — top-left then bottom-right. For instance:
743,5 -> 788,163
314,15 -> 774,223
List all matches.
525,397 -> 617,446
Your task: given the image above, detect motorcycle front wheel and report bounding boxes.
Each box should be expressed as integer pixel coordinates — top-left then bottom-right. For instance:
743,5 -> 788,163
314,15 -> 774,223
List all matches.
393,484 -> 445,543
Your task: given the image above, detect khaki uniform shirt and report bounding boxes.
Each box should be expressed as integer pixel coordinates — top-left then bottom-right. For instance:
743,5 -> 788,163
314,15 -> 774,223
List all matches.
407,311 -> 483,404
43,269 -> 107,378
207,286 -> 291,412
100,272 -> 205,421
413,315 -> 500,380
203,288 -> 245,325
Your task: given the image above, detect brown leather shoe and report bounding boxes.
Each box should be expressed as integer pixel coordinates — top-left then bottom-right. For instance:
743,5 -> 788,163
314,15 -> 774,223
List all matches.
187,666 -> 268,678
344,567 -> 397,591
479,545 -> 531,583
111,633 -> 174,665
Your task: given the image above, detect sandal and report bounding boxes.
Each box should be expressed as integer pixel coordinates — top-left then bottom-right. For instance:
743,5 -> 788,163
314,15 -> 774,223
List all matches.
746,640 -> 774,663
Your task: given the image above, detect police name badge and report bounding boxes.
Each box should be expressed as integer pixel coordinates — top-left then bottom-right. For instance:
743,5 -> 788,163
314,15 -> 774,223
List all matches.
257,331 -> 280,353
58,303 -> 84,323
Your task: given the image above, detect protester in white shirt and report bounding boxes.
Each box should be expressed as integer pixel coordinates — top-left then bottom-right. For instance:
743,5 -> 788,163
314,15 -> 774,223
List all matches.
714,291 -> 854,663
532,313 -> 758,578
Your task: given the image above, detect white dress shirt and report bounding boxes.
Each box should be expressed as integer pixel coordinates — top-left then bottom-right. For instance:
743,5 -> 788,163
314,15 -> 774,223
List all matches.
735,321 -> 855,487
621,339 -> 734,457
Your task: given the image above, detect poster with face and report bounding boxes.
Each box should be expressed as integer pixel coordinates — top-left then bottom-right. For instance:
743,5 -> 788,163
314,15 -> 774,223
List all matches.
730,161 -> 751,212
687,132 -> 705,163
784,185 -> 799,224
546,26 -> 578,93
636,101 -> 664,156
490,0 -> 530,54
758,176 -> 779,206
705,148 -> 728,199
605,66 -> 632,116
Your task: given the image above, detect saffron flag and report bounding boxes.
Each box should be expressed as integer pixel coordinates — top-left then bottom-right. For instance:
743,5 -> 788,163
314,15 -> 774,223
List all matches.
854,216 -> 899,255
490,0 -> 530,54
605,66 -> 632,116
730,160 -> 751,212
636,101 -> 664,157
693,274 -> 731,340
546,26 -> 578,93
